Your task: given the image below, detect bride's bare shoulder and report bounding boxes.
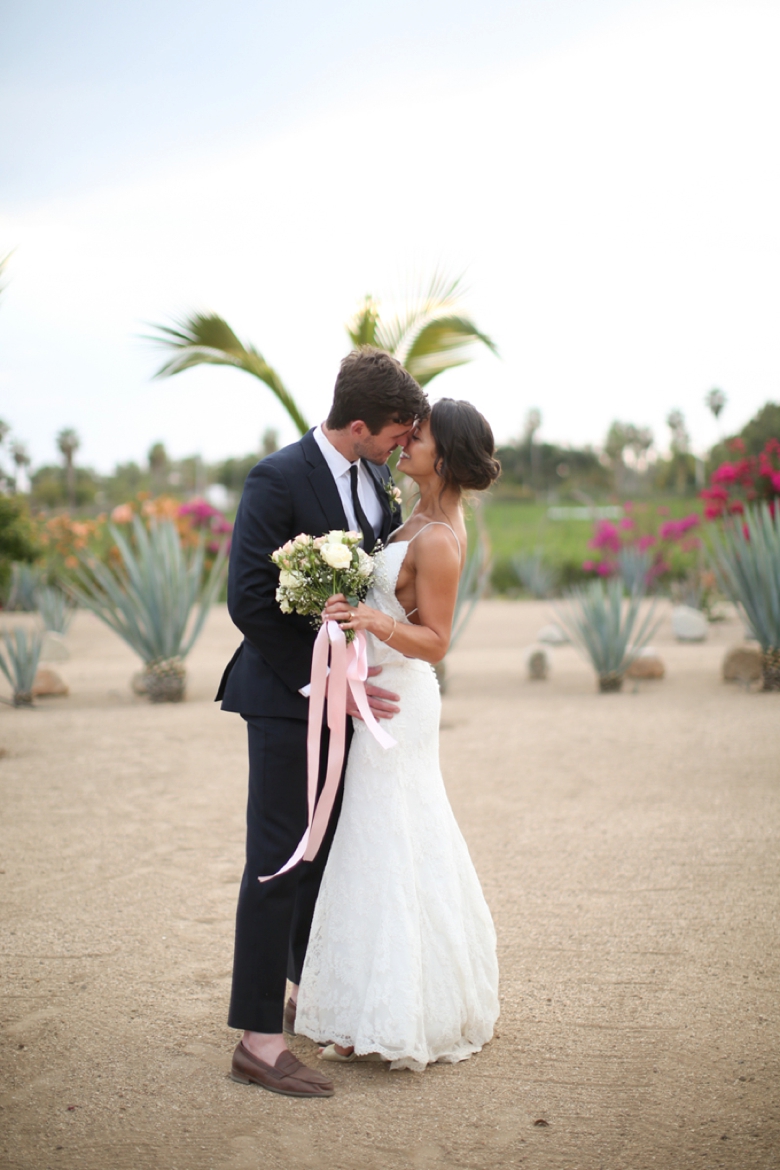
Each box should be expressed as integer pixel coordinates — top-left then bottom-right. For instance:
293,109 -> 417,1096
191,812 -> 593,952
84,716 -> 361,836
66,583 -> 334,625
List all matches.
411,521 -> 464,563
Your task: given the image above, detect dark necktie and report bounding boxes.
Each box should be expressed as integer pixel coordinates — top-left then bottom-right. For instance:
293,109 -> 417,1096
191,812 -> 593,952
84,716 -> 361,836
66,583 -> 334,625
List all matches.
349,463 -> 376,553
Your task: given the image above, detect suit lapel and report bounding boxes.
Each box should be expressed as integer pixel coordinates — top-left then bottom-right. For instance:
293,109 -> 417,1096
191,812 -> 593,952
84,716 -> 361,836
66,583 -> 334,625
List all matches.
301,429 -> 349,533
365,461 -> 401,545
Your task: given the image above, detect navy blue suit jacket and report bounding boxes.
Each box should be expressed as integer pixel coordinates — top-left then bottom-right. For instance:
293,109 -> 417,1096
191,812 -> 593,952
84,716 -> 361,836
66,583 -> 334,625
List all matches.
216,429 -> 402,720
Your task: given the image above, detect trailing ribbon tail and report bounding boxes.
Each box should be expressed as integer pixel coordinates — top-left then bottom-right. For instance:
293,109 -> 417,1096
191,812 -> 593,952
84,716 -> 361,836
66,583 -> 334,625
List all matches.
259,623 -> 395,883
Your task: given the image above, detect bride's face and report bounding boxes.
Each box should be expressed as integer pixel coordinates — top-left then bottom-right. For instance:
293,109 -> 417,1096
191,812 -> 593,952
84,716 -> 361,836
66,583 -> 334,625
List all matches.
397,419 -> 438,479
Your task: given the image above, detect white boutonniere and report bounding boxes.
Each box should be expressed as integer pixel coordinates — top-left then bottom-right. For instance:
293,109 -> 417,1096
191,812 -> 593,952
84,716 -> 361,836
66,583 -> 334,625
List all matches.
384,481 -> 403,510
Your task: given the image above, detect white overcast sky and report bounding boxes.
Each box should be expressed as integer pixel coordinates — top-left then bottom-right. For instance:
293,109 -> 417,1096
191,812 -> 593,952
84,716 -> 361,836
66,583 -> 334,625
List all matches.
1,0 -> 778,473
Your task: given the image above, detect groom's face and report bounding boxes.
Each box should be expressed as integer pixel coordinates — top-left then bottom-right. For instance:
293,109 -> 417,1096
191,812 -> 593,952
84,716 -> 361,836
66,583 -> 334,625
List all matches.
353,420 -> 414,465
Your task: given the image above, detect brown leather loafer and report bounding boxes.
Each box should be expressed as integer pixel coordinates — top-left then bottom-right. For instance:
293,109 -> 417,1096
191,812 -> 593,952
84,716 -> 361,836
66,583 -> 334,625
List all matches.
230,1043 -> 334,1098
283,997 -> 297,1036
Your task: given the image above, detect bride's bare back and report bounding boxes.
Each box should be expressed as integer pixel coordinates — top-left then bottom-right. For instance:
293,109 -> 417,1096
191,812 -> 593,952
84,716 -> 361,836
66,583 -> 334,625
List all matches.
391,513 -> 467,627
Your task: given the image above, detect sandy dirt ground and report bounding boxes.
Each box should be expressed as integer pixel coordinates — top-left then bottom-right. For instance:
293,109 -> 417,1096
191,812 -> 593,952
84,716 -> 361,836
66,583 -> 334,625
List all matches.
1,600 -> 778,1170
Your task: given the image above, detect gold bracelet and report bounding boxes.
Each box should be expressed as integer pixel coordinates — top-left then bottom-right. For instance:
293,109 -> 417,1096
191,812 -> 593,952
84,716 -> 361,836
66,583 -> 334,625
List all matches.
379,617 -> 396,643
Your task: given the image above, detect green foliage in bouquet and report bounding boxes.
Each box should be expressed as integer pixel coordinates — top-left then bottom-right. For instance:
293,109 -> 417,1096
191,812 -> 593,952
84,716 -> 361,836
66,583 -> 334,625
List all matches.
708,502 -> 780,691
69,516 -> 228,702
0,625 -> 43,706
554,578 -> 660,693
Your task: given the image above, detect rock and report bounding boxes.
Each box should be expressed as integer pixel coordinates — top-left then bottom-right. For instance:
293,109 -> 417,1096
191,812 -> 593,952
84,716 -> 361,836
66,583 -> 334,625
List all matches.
537,623 -> 569,646
40,631 -> 70,662
671,605 -> 708,642
626,647 -> 665,680
131,671 -> 148,696
722,644 -> 762,683
524,645 -> 551,680
32,667 -> 69,697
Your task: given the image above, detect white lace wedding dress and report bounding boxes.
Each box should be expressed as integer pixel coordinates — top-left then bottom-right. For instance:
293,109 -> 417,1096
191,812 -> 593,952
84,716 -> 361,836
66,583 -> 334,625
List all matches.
296,534 -> 499,1071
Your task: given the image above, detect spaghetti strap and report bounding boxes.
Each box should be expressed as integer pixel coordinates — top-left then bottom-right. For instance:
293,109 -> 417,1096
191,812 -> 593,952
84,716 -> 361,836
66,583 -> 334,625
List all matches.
406,521 -> 462,558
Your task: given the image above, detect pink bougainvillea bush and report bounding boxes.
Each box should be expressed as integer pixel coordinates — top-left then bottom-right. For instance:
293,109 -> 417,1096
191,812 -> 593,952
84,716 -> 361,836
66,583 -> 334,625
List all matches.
701,438 -> 780,520
110,494 -> 233,562
582,505 -> 701,586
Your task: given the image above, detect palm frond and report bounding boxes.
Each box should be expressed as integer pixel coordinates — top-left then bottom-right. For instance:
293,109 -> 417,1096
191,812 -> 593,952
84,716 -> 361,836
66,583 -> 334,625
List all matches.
346,297 -> 380,348
708,503 -> 780,649
374,270 -> 464,358
402,315 -> 498,387
145,312 -> 309,436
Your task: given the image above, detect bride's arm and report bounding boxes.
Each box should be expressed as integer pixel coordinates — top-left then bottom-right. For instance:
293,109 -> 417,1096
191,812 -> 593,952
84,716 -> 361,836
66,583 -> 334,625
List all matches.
323,529 -> 461,665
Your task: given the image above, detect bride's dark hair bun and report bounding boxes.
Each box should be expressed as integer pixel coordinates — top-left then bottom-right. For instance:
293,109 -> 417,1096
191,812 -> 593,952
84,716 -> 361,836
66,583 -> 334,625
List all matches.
429,398 -> 501,493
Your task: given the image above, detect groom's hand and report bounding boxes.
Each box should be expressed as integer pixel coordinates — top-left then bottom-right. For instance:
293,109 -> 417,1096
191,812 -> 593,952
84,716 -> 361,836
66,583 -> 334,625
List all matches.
347,665 -> 400,721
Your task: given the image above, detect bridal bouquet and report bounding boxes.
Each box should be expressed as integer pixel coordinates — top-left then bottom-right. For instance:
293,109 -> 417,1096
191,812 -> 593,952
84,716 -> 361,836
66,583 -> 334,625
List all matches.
271,530 -> 375,641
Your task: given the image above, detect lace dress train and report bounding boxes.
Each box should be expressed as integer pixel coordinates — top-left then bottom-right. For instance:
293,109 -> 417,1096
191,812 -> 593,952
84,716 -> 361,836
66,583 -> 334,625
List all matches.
295,540 -> 499,1071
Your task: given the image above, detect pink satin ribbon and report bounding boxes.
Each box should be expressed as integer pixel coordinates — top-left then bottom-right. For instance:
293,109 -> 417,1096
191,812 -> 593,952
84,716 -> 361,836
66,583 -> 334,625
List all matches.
258,622 -> 396,883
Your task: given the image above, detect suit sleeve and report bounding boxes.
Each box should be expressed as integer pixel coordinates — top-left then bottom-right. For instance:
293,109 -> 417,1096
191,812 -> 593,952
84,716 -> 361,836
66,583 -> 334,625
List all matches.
227,459 -> 315,695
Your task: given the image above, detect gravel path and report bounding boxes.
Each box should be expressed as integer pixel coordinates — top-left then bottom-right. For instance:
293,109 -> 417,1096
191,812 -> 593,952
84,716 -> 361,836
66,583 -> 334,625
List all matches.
1,602 -> 778,1170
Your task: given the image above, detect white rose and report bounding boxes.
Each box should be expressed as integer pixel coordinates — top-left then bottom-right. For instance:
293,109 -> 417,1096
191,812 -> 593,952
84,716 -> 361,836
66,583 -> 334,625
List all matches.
321,542 -> 353,570
326,529 -> 346,544
278,569 -> 297,588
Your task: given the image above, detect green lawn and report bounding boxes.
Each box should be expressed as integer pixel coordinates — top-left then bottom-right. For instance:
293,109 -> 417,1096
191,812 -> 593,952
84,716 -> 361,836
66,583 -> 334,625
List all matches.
477,496 -> 704,592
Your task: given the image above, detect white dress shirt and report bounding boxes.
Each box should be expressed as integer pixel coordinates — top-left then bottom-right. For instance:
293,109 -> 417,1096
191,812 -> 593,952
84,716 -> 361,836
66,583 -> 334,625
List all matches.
312,425 -> 383,537
299,426 -> 385,698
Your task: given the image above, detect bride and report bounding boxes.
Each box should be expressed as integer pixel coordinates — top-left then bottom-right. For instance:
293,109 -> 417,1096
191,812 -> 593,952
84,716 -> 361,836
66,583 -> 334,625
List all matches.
295,397 -> 501,1071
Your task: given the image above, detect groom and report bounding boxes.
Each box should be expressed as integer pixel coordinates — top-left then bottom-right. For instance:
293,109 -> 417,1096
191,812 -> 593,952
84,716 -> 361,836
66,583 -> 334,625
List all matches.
217,347 -> 428,1098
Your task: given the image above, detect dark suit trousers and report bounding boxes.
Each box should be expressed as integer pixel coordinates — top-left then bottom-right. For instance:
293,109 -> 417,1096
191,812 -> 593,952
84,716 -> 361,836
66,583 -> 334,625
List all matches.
227,715 -> 348,1034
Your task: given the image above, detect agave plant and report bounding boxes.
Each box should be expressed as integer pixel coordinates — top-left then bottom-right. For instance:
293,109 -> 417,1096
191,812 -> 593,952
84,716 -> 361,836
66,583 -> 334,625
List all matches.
0,625 -> 43,706
617,546 -> 654,595
69,517 -> 228,702
512,551 -> 557,598
554,578 -> 660,693
36,584 -> 76,634
708,503 -> 780,691
7,563 -> 44,611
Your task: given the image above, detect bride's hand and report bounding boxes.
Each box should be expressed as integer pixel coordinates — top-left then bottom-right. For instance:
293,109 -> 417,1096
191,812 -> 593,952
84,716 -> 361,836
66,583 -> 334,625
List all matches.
322,593 -> 375,634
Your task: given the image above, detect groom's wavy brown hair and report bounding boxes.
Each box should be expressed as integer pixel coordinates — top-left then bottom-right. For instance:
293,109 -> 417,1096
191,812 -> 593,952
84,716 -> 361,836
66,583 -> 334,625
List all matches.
327,347 -> 429,433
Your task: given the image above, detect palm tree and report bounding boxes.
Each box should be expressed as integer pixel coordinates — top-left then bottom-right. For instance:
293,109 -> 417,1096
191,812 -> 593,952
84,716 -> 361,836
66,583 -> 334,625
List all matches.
147,272 -> 497,435
345,272 -> 498,387
57,427 -> 80,509
705,387 -> 727,423
11,440 -> 30,493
